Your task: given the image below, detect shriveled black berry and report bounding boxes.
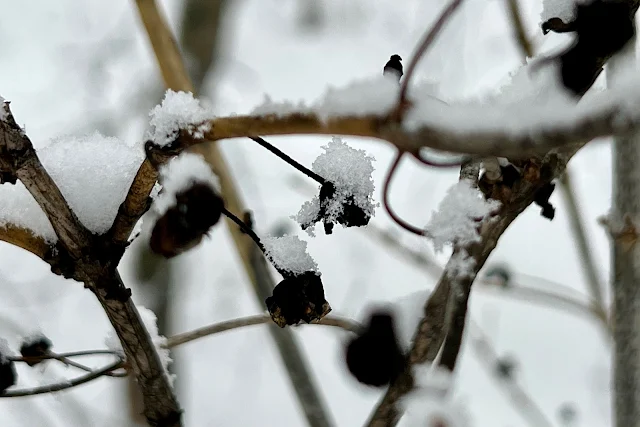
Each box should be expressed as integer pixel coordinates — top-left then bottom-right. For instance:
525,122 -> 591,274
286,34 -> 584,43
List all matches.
500,164 -> 521,188
0,359 -> 16,394
20,335 -> 52,367
265,271 -> 331,328
534,182 -> 556,220
345,312 -> 405,387
150,182 -> 224,258
300,181 -> 372,235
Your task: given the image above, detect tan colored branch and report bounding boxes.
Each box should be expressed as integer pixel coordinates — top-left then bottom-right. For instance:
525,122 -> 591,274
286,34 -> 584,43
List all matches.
164,314 -> 360,349
0,223 -> 52,259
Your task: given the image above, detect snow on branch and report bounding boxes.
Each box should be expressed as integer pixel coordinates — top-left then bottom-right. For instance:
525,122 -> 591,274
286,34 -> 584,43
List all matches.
262,235 -> 319,276
425,179 -> 500,251
147,90 -> 215,147
293,136 -> 378,235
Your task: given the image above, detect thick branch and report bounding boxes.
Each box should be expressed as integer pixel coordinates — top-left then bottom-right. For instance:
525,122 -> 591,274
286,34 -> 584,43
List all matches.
366,150 -> 576,426
173,104 -> 633,159
0,104 -> 92,258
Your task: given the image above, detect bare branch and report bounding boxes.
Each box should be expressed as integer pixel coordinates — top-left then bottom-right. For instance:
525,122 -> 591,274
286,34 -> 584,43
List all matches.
1,354 -> 124,398
0,224 -> 52,260
366,150 -> 576,426
505,0 -> 533,59
164,314 -> 360,349
559,170 -> 608,322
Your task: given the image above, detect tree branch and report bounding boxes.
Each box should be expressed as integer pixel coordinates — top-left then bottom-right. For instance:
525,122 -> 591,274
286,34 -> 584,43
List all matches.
366,149 -> 577,426
164,314 -> 360,348
170,101 -> 636,159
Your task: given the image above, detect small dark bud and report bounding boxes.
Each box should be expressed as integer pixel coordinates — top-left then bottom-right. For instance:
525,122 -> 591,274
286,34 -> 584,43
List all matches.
239,211 -> 254,234
534,182 -> 556,220
345,311 -> 405,387
495,355 -> 517,379
150,182 -> 224,258
20,335 -> 53,367
383,54 -> 403,83
265,271 -> 331,327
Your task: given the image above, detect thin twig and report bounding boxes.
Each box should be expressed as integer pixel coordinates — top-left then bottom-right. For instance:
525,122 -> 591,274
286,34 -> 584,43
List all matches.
250,137 -> 326,184
1,357 -> 124,398
397,0 -> 464,106
221,207 -> 266,253
164,314 -> 360,348
559,170 -> 608,322
505,0 -> 534,59
382,152 -> 428,236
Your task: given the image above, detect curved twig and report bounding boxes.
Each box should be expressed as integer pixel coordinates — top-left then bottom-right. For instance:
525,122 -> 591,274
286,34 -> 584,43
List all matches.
164,314 -> 360,348
397,0 -> 465,107
383,152 -> 428,236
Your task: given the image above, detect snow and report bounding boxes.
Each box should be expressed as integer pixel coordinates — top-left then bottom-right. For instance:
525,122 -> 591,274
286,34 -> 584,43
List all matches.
20,330 -> 49,347
262,235 -> 319,276
293,199 -> 321,237
292,136 -> 378,235
425,179 -> 500,251
251,76 -> 398,120
0,338 -> 12,363
541,0 -> 579,24
105,305 -> 174,387
153,152 -> 221,216
147,90 -> 215,147
0,131 -> 143,240
399,364 -> 470,427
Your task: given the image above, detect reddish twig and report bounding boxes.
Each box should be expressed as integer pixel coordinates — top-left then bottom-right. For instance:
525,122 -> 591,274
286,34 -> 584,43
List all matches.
383,152 -> 428,236
397,0 -> 465,107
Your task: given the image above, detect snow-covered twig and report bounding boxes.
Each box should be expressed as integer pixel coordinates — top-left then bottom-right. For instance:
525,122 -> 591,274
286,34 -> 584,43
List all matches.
164,314 -> 361,349
367,150 -> 575,426
0,224 -> 53,260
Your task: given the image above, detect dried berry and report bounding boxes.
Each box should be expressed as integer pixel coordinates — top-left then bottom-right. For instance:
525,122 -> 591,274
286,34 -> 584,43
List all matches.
345,311 -> 405,387
150,182 -> 224,258
20,335 -> 52,367
265,271 -> 331,328
534,182 -> 556,220
302,181 -> 371,235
